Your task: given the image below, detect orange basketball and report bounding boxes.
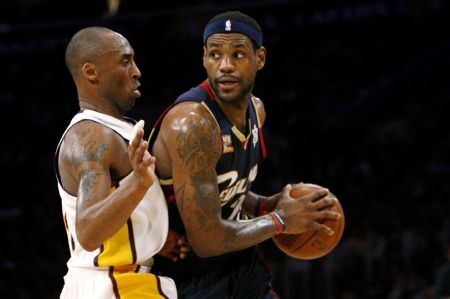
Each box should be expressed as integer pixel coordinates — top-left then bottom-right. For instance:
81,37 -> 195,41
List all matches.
272,183 -> 345,260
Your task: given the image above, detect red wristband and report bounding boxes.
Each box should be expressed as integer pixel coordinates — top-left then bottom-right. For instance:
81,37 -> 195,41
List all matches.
269,211 -> 286,234
255,196 -> 267,216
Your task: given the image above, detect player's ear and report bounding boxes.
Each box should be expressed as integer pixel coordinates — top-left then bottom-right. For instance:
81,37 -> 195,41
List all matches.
82,63 -> 98,84
256,47 -> 266,71
203,46 -> 207,68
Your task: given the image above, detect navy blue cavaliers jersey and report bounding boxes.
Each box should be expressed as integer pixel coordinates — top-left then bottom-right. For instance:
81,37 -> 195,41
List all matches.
149,80 -> 267,234
149,81 -> 273,295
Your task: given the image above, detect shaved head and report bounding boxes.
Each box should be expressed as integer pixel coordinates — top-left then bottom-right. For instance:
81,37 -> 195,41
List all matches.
65,27 -> 128,79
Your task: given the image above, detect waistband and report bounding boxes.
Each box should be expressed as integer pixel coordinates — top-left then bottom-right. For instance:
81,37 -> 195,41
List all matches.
64,264 -> 152,282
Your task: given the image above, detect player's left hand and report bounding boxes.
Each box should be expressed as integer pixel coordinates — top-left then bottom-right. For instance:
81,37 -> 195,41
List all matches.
158,229 -> 191,262
263,182 -> 305,213
128,120 -> 156,188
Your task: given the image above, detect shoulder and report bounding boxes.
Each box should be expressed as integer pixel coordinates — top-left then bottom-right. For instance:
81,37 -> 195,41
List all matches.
162,101 -> 219,133
62,120 -> 126,164
251,94 -> 266,125
68,120 -> 123,144
159,101 -> 222,155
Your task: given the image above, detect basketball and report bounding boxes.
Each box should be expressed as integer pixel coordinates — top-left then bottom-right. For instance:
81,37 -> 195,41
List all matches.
272,183 -> 345,260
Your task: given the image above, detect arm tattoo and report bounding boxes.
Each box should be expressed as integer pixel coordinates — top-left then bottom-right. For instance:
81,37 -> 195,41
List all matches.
79,168 -> 98,201
176,120 -> 221,231
221,216 -> 275,252
176,121 -> 219,180
175,119 -> 274,250
176,181 -> 214,232
73,141 -> 109,168
73,140 -> 109,201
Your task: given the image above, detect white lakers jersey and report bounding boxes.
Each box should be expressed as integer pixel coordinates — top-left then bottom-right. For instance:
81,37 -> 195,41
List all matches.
55,110 -> 169,271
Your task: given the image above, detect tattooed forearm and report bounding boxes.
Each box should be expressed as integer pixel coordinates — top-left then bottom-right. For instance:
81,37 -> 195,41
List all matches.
175,177 -> 220,231
173,117 -> 277,251
79,168 -> 98,201
221,216 -> 275,252
175,120 -> 223,232
176,184 -> 192,223
73,141 -> 109,167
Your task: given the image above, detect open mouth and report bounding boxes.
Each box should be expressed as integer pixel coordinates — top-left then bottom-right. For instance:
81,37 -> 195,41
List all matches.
217,77 -> 239,89
219,81 -> 237,87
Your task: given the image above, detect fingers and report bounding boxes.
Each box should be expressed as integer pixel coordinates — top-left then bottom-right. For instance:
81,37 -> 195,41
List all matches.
291,182 -> 304,189
129,120 -> 145,145
311,209 -> 342,236
177,236 -> 190,247
128,119 -> 148,164
301,182 -> 326,190
170,242 -> 190,261
131,140 -> 151,166
128,128 -> 144,159
314,209 -> 342,220
312,196 -> 338,210
281,184 -> 293,197
162,234 -> 190,262
314,222 -> 335,236
303,189 -> 329,202
178,236 -> 191,258
130,127 -> 145,146
129,132 -> 156,167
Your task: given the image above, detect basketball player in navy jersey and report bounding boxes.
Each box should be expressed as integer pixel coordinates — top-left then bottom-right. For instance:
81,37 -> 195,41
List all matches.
149,11 -> 342,298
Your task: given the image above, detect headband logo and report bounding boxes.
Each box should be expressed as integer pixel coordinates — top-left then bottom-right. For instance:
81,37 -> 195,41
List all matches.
225,20 -> 232,31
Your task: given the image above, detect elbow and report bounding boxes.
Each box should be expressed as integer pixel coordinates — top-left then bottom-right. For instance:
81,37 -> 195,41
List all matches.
76,222 -> 102,252
77,233 -> 101,252
192,245 -> 219,258
78,238 -> 100,252
189,237 -> 223,258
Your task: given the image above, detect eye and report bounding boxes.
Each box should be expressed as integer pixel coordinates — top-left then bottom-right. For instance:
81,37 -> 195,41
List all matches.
210,52 -> 220,59
235,52 -> 244,59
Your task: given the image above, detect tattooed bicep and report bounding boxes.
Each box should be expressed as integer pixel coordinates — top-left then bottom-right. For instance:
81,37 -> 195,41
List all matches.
78,168 -> 98,201
175,116 -> 222,177
72,140 -> 110,168
73,137 -> 113,202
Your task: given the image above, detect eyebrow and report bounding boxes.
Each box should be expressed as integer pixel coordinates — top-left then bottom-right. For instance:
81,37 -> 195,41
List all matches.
231,42 -> 247,48
207,42 -> 223,48
207,41 -> 249,49
120,53 -> 133,60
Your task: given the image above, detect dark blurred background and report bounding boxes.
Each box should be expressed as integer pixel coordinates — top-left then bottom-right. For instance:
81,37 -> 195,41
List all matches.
1,0 -> 449,298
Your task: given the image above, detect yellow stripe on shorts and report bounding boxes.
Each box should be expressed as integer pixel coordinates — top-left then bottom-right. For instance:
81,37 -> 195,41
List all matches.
109,269 -> 169,299
96,219 -> 135,266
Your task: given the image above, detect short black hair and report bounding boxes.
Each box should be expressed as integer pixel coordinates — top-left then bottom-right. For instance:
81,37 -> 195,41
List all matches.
65,27 -> 115,79
206,11 -> 262,49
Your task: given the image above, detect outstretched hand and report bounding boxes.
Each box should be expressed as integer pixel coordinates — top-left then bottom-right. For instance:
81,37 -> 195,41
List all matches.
274,183 -> 341,236
128,120 -> 156,189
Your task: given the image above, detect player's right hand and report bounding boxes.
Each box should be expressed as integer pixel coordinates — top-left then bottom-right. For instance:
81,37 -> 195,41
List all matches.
274,184 -> 341,235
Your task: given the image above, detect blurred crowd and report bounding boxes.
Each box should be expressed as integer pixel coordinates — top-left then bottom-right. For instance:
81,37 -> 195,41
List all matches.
1,1 -> 449,298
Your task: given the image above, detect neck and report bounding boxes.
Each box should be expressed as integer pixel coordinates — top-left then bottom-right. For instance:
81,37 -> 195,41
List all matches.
205,80 -> 251,132
216,96 -> 249,133
79,98 -> 123,119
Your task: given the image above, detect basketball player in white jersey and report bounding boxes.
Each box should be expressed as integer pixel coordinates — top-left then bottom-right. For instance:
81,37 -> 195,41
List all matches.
55,27 -> 184,299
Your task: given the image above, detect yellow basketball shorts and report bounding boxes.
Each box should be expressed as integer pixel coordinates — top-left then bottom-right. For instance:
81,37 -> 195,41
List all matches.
60,266 -> 177,299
